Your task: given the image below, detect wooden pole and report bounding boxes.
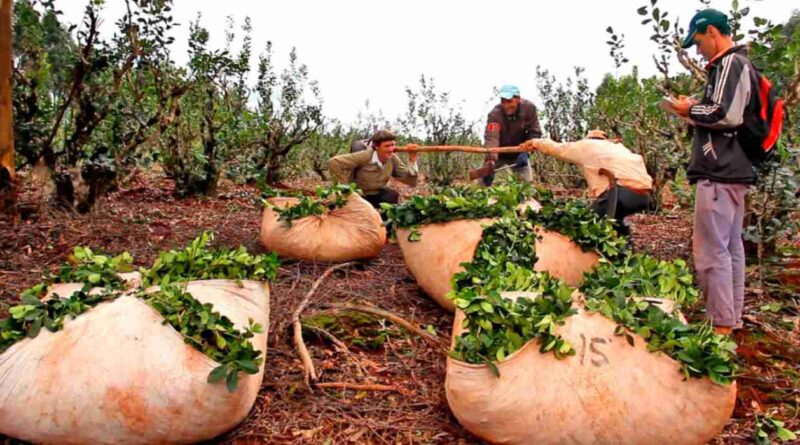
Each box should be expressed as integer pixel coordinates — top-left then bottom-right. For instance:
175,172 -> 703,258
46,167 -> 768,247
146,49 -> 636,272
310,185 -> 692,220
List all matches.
394,144 -> 532,154
0,0 -> 14,181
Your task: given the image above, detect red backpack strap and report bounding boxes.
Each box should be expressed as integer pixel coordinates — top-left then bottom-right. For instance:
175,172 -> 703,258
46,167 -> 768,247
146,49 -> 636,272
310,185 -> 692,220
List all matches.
759,76 -> 772,121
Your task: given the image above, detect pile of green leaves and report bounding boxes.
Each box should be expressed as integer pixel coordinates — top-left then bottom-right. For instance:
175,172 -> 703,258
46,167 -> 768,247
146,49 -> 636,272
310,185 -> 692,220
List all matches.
448,218 -> 577,372
264,183 -> 359,227
142,232 -> 279,287
141,285 -> 265,392
259,185 -> 306,200
582,291 -> 737,384
581,254 -> 700,307
523,198 -> 628,260
0,288 -> 120,354
54,247 -> 135,292
382,181 -> 545,240
580,252 -> 736,385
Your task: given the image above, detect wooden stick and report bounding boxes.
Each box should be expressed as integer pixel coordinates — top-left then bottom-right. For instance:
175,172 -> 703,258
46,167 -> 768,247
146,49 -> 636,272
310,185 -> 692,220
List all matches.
292,262 -> 358,386
319,302 -> 448,351
394,144 -> 532,154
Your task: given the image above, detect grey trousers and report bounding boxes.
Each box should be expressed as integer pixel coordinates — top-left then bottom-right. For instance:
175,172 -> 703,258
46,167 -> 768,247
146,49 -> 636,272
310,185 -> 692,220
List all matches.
692,179 -> 747,328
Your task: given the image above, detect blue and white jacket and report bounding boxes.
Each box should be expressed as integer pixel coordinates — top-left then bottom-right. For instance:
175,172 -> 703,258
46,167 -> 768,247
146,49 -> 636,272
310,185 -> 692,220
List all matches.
688,45 -> 757,184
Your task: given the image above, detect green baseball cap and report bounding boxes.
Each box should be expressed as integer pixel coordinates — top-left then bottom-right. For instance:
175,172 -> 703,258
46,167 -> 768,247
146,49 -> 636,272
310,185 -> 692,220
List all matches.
681,9 -> 729,48
499,84 -> 520,100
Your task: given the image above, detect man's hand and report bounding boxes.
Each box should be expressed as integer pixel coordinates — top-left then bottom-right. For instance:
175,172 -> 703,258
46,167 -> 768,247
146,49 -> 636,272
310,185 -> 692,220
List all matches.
519,139 -> 538,152
671,95 -> 699,118
485,152 -> 498,165
405,144 -> 419,164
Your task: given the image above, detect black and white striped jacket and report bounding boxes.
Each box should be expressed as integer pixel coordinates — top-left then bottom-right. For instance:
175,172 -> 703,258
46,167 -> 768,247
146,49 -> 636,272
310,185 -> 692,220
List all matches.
687,45 -> 757,184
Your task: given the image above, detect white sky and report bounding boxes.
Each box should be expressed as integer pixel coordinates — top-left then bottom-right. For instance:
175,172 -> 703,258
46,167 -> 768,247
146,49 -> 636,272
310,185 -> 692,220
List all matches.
58,0 -> 797,126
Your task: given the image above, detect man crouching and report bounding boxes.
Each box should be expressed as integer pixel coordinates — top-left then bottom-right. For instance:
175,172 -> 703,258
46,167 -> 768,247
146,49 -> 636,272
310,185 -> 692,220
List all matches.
328,130 -> 419,208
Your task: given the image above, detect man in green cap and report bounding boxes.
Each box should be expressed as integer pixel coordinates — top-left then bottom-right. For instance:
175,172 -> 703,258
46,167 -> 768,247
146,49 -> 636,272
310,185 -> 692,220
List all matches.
479,84 -> 542,186
667,8 -> 761,336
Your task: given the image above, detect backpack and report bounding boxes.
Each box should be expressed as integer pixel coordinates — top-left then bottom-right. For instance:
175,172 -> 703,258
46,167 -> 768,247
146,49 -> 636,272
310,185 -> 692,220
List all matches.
739,67 -> 785,163
350,139 -> 371,153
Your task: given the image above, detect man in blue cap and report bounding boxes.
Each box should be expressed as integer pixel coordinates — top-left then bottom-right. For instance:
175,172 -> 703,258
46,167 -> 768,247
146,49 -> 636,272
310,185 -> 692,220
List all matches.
667,8 -> 761,336
480,84 -> 542,185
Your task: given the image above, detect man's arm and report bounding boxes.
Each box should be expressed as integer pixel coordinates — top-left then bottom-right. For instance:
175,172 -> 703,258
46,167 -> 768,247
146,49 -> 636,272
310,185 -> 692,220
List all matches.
484,110 -> 502,163
689,54 -> 752,130
524,101 -> 543,140
391,155 -> 419,187
328,150 -> 370,185
529,138 -> 582,164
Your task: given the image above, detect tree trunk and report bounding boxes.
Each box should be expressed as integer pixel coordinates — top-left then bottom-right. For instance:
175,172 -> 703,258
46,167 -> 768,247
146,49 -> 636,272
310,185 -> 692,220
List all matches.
0,0 -> 17,219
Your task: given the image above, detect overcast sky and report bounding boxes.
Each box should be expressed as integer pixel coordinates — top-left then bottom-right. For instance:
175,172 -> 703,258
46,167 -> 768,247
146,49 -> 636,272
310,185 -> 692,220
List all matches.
58,0 -> 797,126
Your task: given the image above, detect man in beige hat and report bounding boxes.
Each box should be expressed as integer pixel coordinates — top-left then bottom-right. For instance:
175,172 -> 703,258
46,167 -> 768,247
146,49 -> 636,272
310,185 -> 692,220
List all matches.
522,130 -> 652,236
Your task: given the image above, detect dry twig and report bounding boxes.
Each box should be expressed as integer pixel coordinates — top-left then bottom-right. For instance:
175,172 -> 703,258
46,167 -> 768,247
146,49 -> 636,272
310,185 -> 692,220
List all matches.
292,262 -> 358,386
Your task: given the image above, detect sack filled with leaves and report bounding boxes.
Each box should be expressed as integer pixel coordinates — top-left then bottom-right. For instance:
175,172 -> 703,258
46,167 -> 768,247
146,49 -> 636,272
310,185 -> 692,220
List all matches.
386,185 -> 610,311
0,237 -> 277,445
445,291 -> 736,445
444,222 -> 736,445
260,184 -> 386,262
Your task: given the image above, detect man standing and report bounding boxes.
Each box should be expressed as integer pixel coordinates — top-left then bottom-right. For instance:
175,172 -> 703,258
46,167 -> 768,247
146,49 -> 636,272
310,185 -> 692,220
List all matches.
328,130 -> 419,207
481,85 -> 542,185
668,9 -> 758,335
523,130 -> 652,236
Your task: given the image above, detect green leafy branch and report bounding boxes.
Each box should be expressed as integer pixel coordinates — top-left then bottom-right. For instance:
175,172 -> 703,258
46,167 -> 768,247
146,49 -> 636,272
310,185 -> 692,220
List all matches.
141,231 -> 280,287
448,217 -> 577,374
382,180 -> 547,240
581,261 -> 737,385
264,183 -> 359,227
1,289 -> 120,355
141,284 -> 265,392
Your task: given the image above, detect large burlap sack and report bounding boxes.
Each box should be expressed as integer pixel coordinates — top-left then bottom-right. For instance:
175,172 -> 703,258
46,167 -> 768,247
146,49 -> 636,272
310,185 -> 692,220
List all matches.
397,213 -> 598,312
0,279 -> 270,445
260,195 -> 386,262
445,292 -> 736,445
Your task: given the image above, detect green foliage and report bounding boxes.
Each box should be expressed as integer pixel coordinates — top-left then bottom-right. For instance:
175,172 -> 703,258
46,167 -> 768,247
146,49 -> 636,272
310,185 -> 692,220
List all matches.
54,246 -> 134,291
1,233 -> 277,391
383,180 -> 627,259
400,75 -> 481,186
0,288 -> 120,355
743,150 -> 800,254
238,44 -> 324,184
160,15 -> 252,198
140,284 -> 264,392
263,183 -> 358,227
582,267 -> 737,385
581,254 -> 700,308
523,197 -> 627,260
142,232 -> 279,287
754,412 -> 799,444
536,66 -> 594,144
381,180 -> 544,239
448,218 -> 577,370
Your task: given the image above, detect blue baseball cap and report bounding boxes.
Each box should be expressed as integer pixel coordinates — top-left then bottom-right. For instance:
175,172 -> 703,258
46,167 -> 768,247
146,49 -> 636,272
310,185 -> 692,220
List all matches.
499,84 -> 520,100
681,9 -> 730,48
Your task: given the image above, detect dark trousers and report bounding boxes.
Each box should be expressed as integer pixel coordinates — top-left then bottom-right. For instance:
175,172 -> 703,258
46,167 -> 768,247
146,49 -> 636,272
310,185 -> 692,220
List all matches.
363,187 -> 399,208
590,186 -> 651,236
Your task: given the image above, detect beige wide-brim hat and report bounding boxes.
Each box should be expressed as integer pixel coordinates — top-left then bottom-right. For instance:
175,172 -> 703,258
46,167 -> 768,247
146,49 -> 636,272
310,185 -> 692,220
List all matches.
586,129 -> 608,140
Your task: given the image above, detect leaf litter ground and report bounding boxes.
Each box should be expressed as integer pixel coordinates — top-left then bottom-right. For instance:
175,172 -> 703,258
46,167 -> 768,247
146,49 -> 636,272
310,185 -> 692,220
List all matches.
0,173 -> 797,444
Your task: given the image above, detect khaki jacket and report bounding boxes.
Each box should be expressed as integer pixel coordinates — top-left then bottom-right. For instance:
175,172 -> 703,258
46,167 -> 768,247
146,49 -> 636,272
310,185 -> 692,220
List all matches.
328,149 -> 418,195
532,138 -> 653,198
